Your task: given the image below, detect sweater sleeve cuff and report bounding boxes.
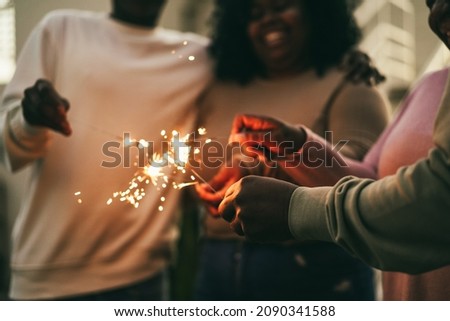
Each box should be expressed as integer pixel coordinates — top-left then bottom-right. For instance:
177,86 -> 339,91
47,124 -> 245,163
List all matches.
12,108 -> 49,136
288,186 -> 333,242
7,106 -> 51,151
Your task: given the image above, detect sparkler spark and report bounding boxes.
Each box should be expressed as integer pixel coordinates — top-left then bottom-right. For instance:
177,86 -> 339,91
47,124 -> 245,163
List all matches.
108,128 -> 214,210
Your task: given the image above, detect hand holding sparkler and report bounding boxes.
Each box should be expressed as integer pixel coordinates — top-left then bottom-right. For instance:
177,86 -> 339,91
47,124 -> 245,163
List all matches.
195,157 -> 252,217
229,114 -> 306,159
22,79 -> 72,136
218,175 -> 297,242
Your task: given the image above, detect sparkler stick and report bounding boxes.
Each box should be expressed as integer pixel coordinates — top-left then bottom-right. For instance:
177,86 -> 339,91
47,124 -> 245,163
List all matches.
70,117 -> 124,141
189,168 -> 218,193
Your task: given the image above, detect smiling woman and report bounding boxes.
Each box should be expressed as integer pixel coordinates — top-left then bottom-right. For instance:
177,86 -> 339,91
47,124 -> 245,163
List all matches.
194,0 -> 389,301
209,0 -> 361,84
247,0 -> 312,77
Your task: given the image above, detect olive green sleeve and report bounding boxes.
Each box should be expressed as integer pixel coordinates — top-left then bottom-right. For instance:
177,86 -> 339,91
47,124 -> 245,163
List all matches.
288,80 -> 450,274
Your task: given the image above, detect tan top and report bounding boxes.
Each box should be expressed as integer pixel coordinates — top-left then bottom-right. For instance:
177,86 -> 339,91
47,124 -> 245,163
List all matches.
199,68 -> 389,239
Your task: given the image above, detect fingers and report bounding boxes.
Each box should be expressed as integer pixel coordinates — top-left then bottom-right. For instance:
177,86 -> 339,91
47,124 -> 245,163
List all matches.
230,218 -> 245,236
206,204 -> 220,217
231,114 -> 278,135
22,79 -> 72,136
195,165 -> 244,216
218,179 -> 249,238
218,180 -> 240,222
195,183 -> 221,202
341,51 -> 386,87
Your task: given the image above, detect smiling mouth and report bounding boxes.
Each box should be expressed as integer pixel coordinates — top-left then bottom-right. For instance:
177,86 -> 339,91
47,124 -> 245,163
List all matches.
264,31 -> 287,47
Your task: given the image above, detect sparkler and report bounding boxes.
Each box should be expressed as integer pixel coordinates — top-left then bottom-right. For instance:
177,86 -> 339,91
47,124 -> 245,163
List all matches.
72,114 -> 217,210
107,127 -> 216,209
70,38 -> 210,209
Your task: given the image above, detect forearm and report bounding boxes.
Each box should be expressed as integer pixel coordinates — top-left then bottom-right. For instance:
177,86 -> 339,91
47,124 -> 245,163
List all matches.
279,127 -> 377,187
1,104 -> 51,171
289,145 -> 450,274
0,16 -> 58,172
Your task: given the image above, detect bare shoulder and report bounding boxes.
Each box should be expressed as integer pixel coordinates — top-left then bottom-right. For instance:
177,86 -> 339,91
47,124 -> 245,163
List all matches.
333,81 -> 390,117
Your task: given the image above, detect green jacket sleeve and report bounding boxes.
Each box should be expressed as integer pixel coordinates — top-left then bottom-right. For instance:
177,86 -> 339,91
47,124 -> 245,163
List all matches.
288,78 -> 450,274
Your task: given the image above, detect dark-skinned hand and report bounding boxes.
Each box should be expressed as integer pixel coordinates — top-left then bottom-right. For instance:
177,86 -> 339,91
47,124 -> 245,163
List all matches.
340,49 -> 386,86
195,158 -> 253,217
218,176 -> 298,243
22,79 -> 72,136
229,114 -> 306,160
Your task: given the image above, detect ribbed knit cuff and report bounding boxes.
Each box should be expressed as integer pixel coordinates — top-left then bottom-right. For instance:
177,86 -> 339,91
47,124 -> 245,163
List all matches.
288,186 -> 333,242
7,107 -> 50,151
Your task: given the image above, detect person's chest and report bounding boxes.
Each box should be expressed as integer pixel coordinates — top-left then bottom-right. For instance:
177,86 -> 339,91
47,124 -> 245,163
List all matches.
202,70 -> 343,139
377,69 -> 449,178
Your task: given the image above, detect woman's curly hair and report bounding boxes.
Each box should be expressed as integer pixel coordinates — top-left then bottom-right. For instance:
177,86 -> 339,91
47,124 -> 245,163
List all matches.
208,0 -> 362,84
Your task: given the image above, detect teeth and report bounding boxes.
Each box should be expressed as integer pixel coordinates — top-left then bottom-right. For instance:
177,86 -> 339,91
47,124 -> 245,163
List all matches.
265,32 -> 284,44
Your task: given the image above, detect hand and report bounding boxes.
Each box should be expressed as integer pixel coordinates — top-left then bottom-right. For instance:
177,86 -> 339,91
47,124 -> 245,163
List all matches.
195,160 -> 249,217
340,49 -> 386,86
218,176 -> 298,242
22,79 -> 72,136
229,114 -> 306,159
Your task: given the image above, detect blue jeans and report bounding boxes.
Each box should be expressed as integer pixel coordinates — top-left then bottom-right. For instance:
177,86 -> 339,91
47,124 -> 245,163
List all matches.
194,240 -> 374,301
63,271 -> 168,301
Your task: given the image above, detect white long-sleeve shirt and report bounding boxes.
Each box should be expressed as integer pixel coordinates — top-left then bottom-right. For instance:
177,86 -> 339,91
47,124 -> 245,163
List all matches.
0,9 -> 211,299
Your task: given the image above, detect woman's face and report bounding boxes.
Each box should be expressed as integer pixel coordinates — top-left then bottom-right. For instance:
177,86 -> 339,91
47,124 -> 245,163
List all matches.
247,0 -> 311,77
427,0 -> 450,49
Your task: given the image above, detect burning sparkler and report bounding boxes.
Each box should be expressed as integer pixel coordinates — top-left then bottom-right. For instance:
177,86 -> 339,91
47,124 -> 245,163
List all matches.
107,127 -> 213,209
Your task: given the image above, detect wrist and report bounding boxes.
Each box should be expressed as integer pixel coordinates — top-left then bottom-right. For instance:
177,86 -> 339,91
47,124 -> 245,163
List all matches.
284,125 -> 306,153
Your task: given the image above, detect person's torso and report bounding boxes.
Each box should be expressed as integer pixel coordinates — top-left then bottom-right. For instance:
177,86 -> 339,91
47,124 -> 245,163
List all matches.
10,10 -> 212,299
375,68 -> 450,300
199,69 -> 345,239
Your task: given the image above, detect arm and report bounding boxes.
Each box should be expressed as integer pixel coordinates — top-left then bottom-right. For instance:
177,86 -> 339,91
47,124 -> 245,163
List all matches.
281,83 -> 389,186
218,79 -> 450,273
228,84 -> 389,187
0,14 -> 69,172
289,81 -> 450,274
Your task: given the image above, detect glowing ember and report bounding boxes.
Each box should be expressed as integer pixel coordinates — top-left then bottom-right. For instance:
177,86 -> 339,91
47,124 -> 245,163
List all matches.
138,139 -> 149,148
108,128 -> 214,210
176,182 -> 198,189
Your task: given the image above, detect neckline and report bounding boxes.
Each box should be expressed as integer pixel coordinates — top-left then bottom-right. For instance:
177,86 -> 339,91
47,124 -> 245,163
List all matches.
104,13 -> 161,37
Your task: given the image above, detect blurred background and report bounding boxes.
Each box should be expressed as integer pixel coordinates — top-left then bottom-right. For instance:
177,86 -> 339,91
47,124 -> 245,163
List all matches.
1,0 -> 449,300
